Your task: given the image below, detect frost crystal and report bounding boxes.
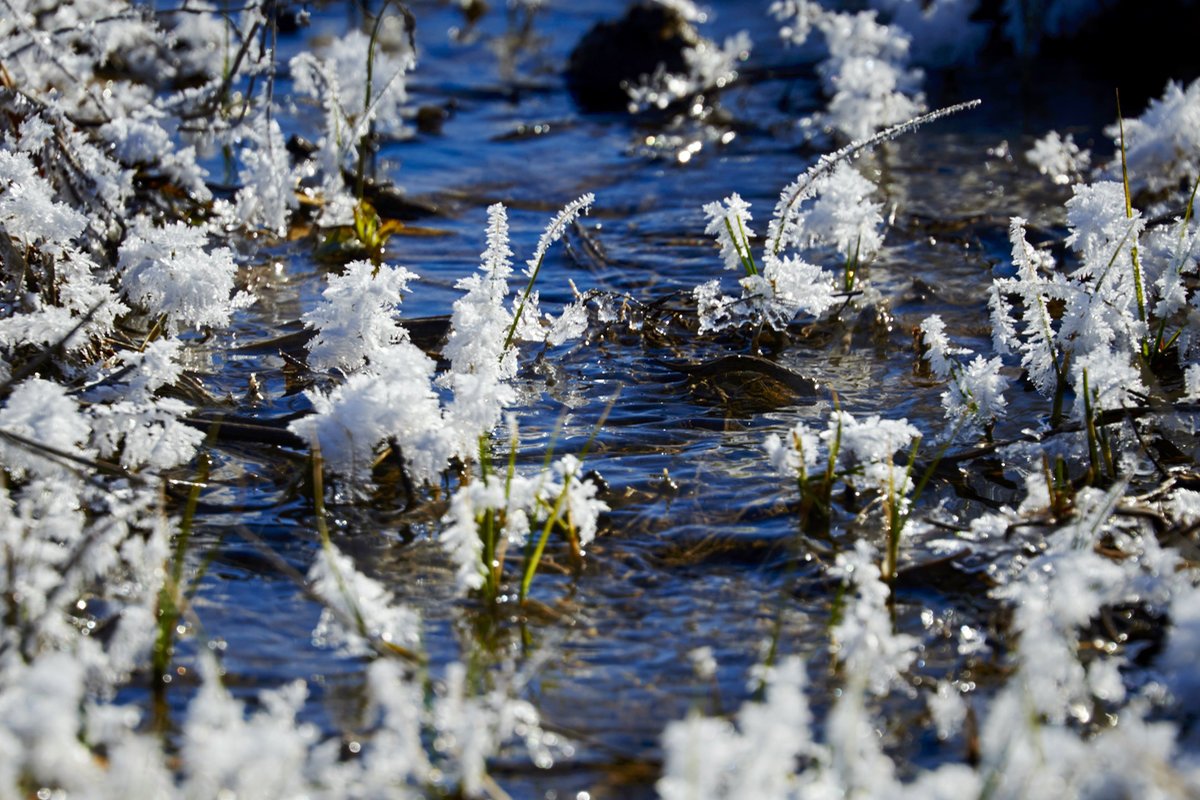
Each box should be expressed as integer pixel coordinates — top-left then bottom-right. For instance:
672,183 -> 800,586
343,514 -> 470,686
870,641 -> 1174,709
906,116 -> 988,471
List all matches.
308,542 -> 421,656
1104,77 -> 1200,197
814,10 -> 926,141
234,113 -> 298,236
304,260 -> 418,375
440,455 -> 607,595
290,344 -> 451,492
118,219 -> 251,334
921,315 -> 1009,436
703,193 -> 756,273
439,204 -> 520,454
0,378 -> 93,480
1026,130 -> 1091,185
829,540 -> 918,695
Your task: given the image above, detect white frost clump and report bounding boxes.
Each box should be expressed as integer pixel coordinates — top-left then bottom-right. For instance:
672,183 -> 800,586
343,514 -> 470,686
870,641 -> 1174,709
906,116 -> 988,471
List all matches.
990,217 -> 1064,395
829,540 -> 918,695
305,28 -> 415,136
98,115 -> 210,203
0,378 -> 93,480
788,162 -> 885,261
290,343 -> 451,492
86,339 -> 205,471
771,2 -> 925,141
0,149 -> 88,252
304,260 -> 418,375
928,681 -> 967,740
652,0 -> 707,22
763,419 -> 821,482
291,260 -> 454,490
118,219 -> 252,333
815,10 -> 925,142
833,410 -> 921,506
234,112 -> 298,236
440,455 -> 608,594
308,542 -> 422,657
1026,130 -> 1091,185
289,24 -> 416,216
182,663 -> 316,800
920,314 -> 1008,436
694,163 -> 883,332
703,193 -> 756,274
765,410 -> 919,496
507,194 -> 595,344
296,197 -> 595,492
658,656 -> 812,800
1104,77 -> 1200,197
438,204 -> 521,456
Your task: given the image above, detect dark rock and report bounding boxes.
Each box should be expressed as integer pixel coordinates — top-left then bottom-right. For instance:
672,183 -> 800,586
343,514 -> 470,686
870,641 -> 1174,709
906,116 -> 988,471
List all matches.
415,104 -> 449,135
286,134 -> 318,163
272,3 -> 310,35
565,2 -> 700,113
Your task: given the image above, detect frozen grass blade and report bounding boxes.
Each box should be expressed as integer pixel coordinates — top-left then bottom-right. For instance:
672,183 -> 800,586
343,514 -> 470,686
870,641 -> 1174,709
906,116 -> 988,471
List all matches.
518,387 -> 618,604
356,0 -> 417,200
1116,91 -> 1148,335
770,99 -> 981,255
504,193 -> 595,350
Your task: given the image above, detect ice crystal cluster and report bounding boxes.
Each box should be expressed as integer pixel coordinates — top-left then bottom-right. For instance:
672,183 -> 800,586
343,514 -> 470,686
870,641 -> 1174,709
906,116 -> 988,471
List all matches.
1026,130 -> 1092,185
694,160 -> 883,333
626,30 -> 752,115
764,410 -> 920,514
3,0 -> 1200,798
770,0 -> 926,140
665,50 -> 1200,800
288,195 -> 595,493
0,2 -> 588,796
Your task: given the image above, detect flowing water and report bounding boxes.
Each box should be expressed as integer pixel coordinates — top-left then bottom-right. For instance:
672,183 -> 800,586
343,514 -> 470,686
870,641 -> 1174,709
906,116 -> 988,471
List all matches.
154,2 -> 1179,796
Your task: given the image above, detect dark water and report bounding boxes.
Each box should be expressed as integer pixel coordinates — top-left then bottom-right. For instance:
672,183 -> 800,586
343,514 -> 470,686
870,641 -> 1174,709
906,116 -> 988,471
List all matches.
163,2 -> 1169,796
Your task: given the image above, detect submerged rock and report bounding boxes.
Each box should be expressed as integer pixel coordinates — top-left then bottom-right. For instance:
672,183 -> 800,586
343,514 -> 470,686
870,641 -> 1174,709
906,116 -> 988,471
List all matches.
565,2 -> 700,112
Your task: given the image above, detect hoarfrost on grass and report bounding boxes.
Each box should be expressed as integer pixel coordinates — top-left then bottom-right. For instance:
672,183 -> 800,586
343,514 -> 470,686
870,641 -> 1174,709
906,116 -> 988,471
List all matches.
304,260 -> 419,375
118,219 -> 251,334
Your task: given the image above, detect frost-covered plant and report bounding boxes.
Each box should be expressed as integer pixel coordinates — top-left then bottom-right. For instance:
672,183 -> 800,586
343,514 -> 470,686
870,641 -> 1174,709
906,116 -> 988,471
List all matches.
233,108 -> 299,236
440,436 -> 608,604
1104,77 -> 1200,200
765,408 -> 920,568
289,13 -> 417,223
658,544 -> 917,799
770,1 -> 925,141
87,340 -> 206,472
920,314 -> 1009,439
118,218 -> 253,335
292,197 -> 594,495
505,193 -> 594,348
658,656 -> 813,800
812,9 -> 925,142
694,165 -> 876,333
1026,130 -> 1091,186
659,466 -> 1200,800
290,334 -> 450,492
695,102 -> 976,333
309,540 -> 423,658
988,166 -> 1200,441
829,540 -> 918,695
304,260 -> 419,375
438,204 -> 521,457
